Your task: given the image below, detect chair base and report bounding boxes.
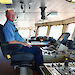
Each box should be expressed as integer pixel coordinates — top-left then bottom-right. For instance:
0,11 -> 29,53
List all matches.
20,67 -> 27,75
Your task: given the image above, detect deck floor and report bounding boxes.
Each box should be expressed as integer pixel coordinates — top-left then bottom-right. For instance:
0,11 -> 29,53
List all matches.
0,47 -> 19,75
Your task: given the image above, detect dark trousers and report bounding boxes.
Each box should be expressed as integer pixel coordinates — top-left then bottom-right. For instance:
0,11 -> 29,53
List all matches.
14,46 -> 44,65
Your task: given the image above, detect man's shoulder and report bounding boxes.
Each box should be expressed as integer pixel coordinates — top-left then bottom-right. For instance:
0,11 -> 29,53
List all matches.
4,21 -> 13,28
3,23 -> 9,29
3,22 -> 12,30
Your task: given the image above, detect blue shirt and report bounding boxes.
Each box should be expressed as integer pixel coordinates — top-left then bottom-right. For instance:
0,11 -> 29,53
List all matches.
3,20 -> 24,42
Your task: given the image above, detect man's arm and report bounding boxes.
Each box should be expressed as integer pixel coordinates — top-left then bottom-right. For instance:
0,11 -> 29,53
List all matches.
8,40 -> 32,48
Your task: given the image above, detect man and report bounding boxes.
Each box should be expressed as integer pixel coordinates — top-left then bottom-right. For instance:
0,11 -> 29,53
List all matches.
3,9 -> 44,66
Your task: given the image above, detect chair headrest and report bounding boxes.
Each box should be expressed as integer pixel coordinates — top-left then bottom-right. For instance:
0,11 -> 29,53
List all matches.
0,24 -> 6,43
0,24 -> 3,41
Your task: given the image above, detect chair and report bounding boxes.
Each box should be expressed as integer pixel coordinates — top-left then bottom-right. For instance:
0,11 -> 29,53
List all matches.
0,24 -> 34,75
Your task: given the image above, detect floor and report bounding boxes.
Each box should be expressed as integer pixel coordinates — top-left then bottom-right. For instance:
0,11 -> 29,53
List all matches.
0,47 -> 20,75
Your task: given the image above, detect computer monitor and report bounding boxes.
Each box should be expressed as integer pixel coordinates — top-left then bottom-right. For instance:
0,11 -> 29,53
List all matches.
57,33 -> 70,45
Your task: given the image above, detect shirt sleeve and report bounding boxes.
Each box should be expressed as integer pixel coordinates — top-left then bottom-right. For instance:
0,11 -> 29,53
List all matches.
3,26 -> 15,42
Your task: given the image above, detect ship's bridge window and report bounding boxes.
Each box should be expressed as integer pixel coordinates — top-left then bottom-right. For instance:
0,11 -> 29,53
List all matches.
18,29 -> 29,39
66,23 -> 75,40
49,25 -> 63,40
38,26 -> 48,36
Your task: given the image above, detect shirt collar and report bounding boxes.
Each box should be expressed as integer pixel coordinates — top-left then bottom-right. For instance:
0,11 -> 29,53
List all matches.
7,20 -> 15,25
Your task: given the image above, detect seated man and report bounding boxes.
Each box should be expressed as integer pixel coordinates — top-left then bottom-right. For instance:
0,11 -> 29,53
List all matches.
3,9 -> 44,66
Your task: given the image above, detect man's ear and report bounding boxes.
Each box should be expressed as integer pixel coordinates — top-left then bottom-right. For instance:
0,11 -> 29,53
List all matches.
5,15 -> 8,18
5,15 -> 7,17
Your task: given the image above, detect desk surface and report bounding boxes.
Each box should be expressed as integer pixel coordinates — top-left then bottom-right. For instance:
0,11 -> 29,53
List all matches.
29,41 -> 50,46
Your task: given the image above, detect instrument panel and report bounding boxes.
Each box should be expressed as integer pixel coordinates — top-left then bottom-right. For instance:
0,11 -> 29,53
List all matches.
44,62 -> 75,75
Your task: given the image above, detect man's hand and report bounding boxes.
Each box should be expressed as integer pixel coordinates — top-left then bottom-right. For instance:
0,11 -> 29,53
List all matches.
22,42 -> 32,48
8,41 -> 32,48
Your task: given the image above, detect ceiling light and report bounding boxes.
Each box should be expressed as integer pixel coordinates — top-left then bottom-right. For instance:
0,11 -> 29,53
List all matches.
0,0 -> 12,4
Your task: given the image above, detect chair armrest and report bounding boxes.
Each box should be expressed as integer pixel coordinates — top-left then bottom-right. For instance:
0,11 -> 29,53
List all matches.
1,43 -> 23,53
6,44 -> 23,50
1,43 -> 23,58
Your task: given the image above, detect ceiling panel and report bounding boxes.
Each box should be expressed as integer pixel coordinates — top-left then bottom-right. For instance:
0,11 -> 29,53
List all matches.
0,0 -> 75,27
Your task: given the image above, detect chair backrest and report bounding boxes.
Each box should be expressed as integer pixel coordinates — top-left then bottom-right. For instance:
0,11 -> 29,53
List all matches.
0,24 -> 9,57
0,24 -> 6,43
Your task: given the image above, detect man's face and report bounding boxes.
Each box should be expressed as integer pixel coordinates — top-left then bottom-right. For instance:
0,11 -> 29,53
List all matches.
6,10 -> 15,22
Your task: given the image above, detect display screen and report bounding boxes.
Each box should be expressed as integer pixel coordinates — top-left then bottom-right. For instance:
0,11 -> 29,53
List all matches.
58,34 -> 67,41
57,33 -> 70,45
